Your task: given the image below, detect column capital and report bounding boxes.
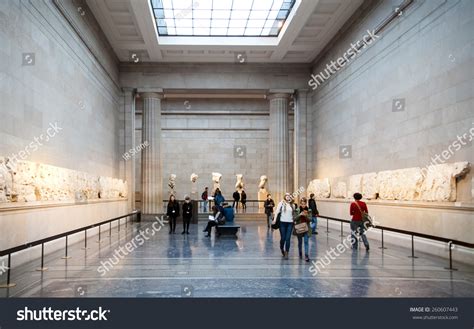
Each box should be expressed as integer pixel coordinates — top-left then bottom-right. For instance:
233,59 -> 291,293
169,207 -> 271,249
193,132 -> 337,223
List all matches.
267,89 -> 294,100
137,88 -> 164,99
296,89 -> 309,97
122,87 -> 135,93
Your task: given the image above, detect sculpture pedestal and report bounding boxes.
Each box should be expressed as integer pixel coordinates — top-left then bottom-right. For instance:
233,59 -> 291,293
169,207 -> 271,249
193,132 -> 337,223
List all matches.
258,188 -> 268,214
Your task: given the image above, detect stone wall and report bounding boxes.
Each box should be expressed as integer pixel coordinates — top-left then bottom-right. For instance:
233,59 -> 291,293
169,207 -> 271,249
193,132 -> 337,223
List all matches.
0,0 -> 122,178
0,0 -> 128,257
308,0 -> 474,203
133,98 -> 295,205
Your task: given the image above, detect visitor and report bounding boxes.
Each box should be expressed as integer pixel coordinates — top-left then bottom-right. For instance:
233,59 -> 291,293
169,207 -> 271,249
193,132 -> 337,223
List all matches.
167,194 -> 180,234
203,206 -> 223,237
232,190 -> 240,210
308,193 -> 319,234
214,188 -> 225,208
240,190 -> 247,212
294,206 -> 311,262
350,193 -> 370,251
201,187 -> 209,212
299,196 -> 307,209
182,195 -> 193,235
272,193 -> 295,259
264,194 -> 275,228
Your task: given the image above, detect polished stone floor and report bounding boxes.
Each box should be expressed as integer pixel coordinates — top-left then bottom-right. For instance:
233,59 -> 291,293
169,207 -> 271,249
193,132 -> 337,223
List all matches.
1,218 -> 473,298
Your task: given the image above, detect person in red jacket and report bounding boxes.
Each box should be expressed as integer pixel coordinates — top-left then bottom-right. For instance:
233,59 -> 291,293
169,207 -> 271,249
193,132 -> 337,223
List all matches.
350,193 -> 370,251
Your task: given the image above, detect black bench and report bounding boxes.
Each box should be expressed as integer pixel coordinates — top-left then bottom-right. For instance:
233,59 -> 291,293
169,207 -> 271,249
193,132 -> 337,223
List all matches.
216,223 -> 240,236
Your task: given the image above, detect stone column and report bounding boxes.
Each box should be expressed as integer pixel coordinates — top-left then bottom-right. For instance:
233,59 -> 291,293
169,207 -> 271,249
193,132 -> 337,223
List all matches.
122,88 -> 136,212
268,91 -> 292,204
140,91 -> 163,215
294,89 -> 309,197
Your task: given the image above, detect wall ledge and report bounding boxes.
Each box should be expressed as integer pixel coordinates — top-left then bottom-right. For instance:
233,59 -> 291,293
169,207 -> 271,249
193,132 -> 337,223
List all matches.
0,198 -> 128,213
315,198 -> 474,212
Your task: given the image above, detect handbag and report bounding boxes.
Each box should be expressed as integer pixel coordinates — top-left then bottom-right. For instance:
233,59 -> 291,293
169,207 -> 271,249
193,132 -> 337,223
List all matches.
271,211 -> 281,230
294,222 -> 309,235
354,201 -> 373,227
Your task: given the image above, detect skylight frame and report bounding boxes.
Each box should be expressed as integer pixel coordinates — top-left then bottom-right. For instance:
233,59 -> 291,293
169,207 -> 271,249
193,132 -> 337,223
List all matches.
150,0 -> 296,37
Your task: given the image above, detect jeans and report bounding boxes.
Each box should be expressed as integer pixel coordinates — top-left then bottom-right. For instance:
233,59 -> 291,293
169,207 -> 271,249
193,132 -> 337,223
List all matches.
202,200 -> 208,212
350,221 -> 369,249
297,233 -> 309,256
310,216 -> 318,232
266,213 -> 273,227
279,222 -> 293,252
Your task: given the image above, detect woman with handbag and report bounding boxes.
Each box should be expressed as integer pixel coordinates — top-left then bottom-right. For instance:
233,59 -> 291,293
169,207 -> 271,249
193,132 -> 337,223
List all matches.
167,195 -> 180,234
272,193 -> 295,259
294,206 -> 311,262
350,193 -> 370,251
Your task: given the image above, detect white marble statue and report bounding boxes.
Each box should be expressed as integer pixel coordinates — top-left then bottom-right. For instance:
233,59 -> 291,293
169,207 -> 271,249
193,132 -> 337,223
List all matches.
190,173 -> 198,183
190,173 -> 198,195
258,175 -> 268,189
168,174 -> 177,195
212,172 -> 222,193
258,175 -> 268,212
235,174 -> 244,192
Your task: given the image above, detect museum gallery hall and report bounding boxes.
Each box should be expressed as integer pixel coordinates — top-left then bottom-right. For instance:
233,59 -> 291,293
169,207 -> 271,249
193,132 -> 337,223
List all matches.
0,0 -> 473,299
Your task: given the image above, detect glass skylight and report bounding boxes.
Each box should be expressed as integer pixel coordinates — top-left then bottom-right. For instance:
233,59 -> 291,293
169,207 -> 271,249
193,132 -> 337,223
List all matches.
150,0 -> 296,37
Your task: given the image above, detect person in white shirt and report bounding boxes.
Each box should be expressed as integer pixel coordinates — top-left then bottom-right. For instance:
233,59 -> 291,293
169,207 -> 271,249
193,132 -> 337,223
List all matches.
272,193 -> 295,259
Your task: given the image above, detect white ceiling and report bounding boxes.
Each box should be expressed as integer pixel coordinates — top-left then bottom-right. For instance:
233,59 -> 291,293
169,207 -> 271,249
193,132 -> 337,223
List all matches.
86,0 -> 364,63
